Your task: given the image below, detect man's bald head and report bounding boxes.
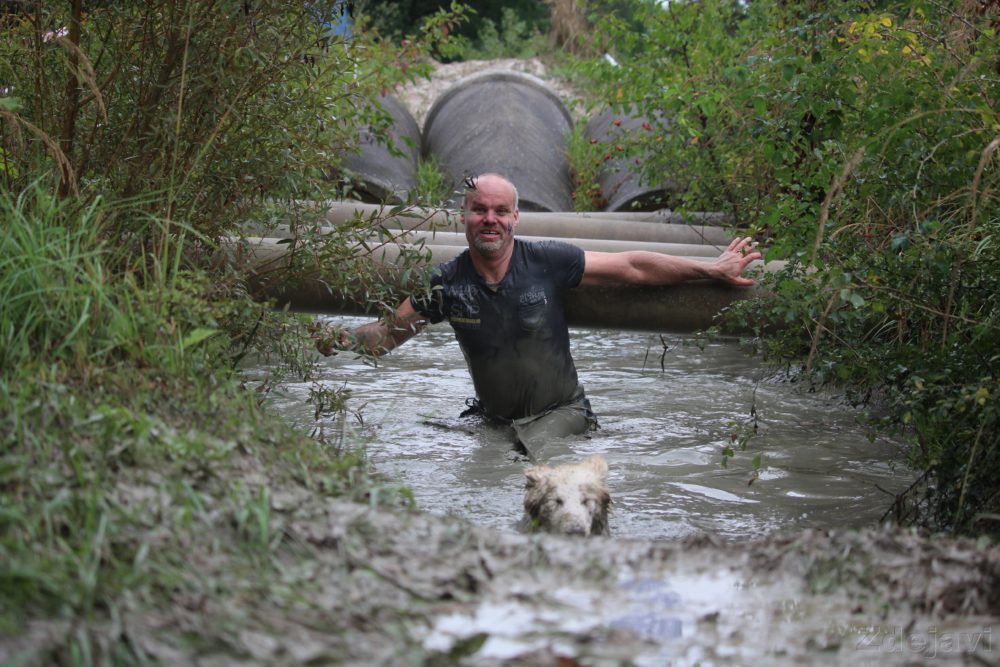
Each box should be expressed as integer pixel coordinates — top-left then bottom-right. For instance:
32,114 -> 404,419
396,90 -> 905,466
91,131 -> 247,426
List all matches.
463,173 -> 519,212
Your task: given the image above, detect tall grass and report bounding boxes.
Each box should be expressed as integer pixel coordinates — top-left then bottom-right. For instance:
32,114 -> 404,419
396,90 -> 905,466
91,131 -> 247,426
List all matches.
0,182 -> 226,383
0,186 -> 108,371
0,181 -> 413,662
0,2 -> 452,655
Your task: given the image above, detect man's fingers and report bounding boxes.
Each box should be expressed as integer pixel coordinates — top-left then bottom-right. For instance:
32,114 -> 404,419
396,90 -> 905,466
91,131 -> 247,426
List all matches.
316,342 -> 339,357
312,323 -> 353,356
718,237 -> 762,286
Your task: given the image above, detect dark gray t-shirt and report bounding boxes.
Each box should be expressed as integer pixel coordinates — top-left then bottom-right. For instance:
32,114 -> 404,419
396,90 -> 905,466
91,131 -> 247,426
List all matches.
410,239 -> 586,420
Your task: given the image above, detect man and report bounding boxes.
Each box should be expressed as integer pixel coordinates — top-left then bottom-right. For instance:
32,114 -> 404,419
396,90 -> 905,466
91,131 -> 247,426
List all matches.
317,173 -> 762,456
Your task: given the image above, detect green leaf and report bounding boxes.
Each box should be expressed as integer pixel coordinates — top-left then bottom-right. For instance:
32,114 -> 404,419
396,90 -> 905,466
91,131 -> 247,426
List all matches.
182,328 -> 219,349
891,233 -> 910,252
698,95 -> 717,117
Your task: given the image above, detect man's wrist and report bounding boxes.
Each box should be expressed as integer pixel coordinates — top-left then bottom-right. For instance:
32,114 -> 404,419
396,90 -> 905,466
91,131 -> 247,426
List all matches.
342,328 -> 361,352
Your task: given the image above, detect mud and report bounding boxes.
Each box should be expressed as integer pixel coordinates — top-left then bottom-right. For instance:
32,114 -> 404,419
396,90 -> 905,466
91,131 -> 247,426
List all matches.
5,424 -> 995,666
105,497 -> 1000,665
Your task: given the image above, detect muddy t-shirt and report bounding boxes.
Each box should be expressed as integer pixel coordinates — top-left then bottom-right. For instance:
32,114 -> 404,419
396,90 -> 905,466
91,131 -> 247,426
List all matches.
410,239 -> 585,421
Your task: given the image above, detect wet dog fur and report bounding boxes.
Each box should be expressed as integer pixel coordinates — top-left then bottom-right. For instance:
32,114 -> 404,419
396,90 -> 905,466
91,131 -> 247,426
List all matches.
522,455 -> 611,536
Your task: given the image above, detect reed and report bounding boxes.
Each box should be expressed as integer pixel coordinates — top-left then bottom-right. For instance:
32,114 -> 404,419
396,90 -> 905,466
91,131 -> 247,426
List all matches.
0,4 -> 440,657
544,0 -> 590,54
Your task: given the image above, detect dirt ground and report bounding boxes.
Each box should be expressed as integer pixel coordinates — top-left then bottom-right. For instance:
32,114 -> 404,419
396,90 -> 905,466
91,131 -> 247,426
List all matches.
9,489 -> 995,666
280,499 -> 1000,666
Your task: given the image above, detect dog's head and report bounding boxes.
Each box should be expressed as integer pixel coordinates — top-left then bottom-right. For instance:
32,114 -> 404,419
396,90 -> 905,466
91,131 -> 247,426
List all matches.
523,455 -> 610,536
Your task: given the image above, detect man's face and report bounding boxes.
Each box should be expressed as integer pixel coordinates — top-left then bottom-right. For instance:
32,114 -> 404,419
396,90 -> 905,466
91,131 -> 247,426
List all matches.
462,176 -> 518,257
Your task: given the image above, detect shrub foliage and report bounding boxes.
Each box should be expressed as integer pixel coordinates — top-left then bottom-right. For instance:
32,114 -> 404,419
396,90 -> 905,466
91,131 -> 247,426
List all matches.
579,0 -> 1000,533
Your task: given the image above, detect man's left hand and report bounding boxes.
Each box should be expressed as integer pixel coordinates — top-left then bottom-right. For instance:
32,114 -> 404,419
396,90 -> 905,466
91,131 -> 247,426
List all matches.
715,236 -> 763,286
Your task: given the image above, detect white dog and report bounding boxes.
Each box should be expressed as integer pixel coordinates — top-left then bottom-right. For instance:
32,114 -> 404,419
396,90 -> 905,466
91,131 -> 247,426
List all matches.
522,455 -> 611,536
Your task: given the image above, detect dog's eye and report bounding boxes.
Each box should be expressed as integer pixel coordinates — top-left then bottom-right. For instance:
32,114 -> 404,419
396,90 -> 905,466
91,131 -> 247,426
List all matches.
554,498 -> 564,507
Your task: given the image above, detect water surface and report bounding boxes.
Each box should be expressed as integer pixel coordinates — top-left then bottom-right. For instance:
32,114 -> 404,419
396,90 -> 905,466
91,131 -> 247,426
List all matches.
262,316 -> 910,541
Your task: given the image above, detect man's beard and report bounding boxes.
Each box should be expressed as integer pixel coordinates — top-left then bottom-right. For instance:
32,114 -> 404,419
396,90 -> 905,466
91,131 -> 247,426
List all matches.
471,223 -> 511,255
472,236 -> 504,254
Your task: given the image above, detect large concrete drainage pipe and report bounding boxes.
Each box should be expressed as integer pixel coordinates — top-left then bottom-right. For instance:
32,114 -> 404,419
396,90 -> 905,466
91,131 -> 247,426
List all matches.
584,107 -> 682,212
335,95 -> 421,204
384,231 -> 726,256
423,72 -> 574,212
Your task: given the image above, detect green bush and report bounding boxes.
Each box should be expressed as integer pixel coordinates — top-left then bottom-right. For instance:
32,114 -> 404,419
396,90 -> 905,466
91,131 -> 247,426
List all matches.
577,0 -> 1000,533
0,1 -> 452,237
354,0 -> 549,58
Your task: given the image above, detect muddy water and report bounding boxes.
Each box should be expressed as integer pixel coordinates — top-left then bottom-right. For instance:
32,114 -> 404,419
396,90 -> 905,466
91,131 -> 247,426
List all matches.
265,316 -> 910,540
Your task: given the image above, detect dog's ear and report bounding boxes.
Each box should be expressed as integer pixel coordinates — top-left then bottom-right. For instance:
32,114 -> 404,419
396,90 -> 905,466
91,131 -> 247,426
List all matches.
524,466 -> 548,489
584,455 -> 608,480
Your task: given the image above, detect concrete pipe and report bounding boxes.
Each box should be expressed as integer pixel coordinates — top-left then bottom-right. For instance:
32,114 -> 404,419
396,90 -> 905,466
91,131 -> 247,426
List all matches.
231,237 -> 781,333
384,231 -> 725,256
319,201 -> 733,245
575,210 -> 731,227
422,72 -> 575,212
584,107 -> 682,212
567,281 -> 758,332
336,95 -> 421,204
321,200 -> 732,229
232,237 -> 452,315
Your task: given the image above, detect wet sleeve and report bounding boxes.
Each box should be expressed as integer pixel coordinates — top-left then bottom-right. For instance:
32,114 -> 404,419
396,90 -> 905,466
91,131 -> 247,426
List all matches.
550,241 -> 586,288
409,271 -> 447,324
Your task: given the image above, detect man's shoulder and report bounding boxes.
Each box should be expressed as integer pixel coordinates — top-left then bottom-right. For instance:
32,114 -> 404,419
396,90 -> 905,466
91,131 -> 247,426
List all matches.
435,249 -> 470,277
516,238 -> 582,258
515,239 -> 586,287
516,239 -> 585,269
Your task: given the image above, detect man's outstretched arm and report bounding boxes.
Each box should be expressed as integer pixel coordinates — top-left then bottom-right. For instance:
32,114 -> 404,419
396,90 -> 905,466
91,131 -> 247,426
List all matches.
581,236 -> 762,287
314,298 -> 428,357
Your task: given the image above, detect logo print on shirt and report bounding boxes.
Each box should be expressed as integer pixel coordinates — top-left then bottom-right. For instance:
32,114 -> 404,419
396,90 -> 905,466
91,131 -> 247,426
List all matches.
517,286 -> 548,332
449,284 -> 481,328
519,287 -> 547,306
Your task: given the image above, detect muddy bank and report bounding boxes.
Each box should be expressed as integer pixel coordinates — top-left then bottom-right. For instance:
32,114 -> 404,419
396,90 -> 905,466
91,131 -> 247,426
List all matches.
9,486 -> 994,666
280,502 -> 998,666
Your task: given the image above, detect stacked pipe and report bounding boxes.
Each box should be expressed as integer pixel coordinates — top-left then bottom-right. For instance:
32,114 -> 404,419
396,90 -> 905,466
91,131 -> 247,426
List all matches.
423,71 -> 575,212
237,202 -> 778,334
331,95 -> 422,204
238,71 -> 776,333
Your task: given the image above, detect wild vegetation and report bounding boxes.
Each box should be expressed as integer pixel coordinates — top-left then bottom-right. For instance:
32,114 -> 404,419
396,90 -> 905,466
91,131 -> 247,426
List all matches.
0,0 -> 452,661
1,0 -> 997,662
572,0 -> 999,533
